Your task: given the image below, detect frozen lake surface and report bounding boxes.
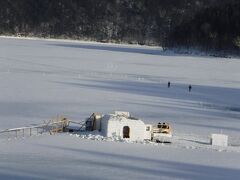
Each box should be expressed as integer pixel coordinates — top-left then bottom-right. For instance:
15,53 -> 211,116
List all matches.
0,37 -> 240,179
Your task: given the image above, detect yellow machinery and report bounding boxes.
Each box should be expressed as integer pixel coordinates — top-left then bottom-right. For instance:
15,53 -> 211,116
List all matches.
152,122 -> 172,143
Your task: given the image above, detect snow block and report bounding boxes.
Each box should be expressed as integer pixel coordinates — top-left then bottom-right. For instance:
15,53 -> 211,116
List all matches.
211,134 -> 228,147
114,111 -> 130,117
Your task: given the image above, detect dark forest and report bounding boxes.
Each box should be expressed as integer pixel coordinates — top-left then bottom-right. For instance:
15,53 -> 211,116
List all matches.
0,0 -> 239,53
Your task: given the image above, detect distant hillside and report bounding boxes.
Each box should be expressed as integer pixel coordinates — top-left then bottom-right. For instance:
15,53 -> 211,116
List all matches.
0,0 -> 239,54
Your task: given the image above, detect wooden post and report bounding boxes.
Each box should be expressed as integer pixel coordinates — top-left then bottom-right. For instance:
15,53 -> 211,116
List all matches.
30,128 -> 32,136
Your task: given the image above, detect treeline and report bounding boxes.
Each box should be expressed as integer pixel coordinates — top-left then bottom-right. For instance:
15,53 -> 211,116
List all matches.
0,0 -> 239,53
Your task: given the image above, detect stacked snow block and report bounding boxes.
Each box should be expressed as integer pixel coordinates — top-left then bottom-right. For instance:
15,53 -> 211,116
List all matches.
211,134 -> 228,147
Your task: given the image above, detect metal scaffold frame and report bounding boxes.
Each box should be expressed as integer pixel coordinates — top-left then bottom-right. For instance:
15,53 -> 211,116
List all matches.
0,116 -> 70,139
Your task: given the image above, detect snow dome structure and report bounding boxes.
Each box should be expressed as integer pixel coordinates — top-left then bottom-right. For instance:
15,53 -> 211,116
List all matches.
86,111 -> 152,141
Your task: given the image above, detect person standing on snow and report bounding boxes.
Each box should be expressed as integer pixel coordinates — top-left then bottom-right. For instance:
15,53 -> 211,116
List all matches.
188,85 -> 192,92
168,81 -> 171,88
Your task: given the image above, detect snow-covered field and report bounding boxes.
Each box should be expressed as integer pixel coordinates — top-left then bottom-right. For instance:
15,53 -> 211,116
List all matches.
0,37 -> 240,179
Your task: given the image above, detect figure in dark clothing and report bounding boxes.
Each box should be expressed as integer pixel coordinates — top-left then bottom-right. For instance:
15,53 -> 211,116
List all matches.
188,85 -> 192,92
168,81 -> 171,88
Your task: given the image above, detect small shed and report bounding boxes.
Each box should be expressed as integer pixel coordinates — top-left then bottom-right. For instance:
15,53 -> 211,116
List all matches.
100,111 -> 152,141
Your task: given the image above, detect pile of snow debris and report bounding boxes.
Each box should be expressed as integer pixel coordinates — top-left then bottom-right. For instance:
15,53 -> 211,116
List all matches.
68,132 -> 157,145
68,132 -> 240,153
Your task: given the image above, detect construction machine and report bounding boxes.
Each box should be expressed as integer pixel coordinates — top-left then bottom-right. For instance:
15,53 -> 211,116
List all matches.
152,122 -> 172,143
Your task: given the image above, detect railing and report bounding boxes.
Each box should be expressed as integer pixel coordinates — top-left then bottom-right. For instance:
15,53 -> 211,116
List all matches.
0,125 -> 46,139
0,117 -> 70,140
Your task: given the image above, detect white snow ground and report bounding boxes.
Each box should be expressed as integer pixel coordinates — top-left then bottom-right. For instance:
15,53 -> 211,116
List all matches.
0,37 -> 240,179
